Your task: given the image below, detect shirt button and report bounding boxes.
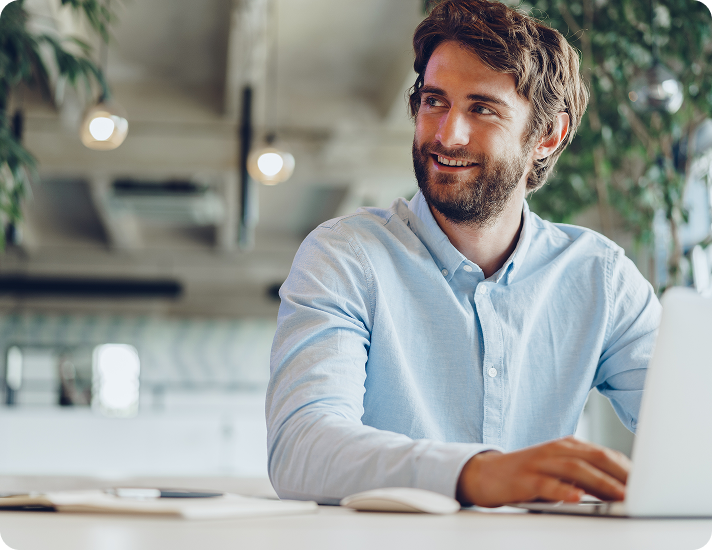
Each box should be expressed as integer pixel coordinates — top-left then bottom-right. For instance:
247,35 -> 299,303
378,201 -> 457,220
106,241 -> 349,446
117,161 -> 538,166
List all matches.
488,367 -> 497,378
441,269 -> 448,277
463,265 -> 473,272
478,285 -> 488,295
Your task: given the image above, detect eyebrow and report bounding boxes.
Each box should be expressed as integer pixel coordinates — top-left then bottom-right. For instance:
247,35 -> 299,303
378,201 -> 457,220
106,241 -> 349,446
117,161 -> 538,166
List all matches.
419,85 -> 514,110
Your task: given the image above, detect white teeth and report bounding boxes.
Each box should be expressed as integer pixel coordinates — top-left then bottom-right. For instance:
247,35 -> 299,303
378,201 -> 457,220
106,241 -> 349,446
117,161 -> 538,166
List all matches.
437,155 -> 473,167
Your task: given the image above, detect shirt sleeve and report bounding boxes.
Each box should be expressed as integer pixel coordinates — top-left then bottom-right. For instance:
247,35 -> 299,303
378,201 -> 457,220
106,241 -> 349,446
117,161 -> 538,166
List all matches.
593,246 -> 662,433
266,222 -> 501,504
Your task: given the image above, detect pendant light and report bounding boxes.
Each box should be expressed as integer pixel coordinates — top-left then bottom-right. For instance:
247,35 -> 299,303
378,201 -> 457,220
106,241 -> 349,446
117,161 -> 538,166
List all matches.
80,99 -> 128,150
628,1 -> 683,114
246,0 -> 295,185
628,62 -> 683,114
79,0 -> 128,151
247,133 -> 295,185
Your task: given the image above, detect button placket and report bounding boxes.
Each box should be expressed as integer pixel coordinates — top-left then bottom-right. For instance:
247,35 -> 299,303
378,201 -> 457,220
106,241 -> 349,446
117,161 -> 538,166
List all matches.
475,284 -> 503,446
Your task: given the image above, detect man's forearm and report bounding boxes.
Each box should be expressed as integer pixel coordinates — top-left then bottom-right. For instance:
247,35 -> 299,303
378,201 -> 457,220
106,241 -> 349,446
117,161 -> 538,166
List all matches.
268,410 -> 501,504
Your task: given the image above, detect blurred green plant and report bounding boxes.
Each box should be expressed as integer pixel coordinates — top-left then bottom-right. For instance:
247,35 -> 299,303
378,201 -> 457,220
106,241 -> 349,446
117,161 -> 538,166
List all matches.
0,0 -> 111,250
525,0 -> 712,288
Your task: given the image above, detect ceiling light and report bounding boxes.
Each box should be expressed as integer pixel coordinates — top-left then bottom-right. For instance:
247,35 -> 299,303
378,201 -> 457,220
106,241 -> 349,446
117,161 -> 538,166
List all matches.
79,0 -> 128,151
628,1 -> 683,115
244,0 -> 295,187
80,102 -> 129,150
629,63 -> 684,114
247,145 -> 295,185
89,116 -> 114,141
258,152 -> 283,176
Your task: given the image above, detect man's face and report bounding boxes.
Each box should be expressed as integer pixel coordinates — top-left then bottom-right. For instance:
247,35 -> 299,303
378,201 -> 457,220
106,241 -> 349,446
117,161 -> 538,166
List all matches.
413,41 -> 536,227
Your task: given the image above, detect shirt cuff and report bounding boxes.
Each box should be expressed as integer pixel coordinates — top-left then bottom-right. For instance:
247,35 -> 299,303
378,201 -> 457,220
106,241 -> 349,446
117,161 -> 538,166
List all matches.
414,441 -> 505,499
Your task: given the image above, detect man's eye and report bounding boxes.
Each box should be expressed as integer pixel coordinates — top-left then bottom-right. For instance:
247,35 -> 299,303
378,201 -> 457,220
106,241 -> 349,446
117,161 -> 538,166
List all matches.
423,96 -> 444,108
474,105 -> 495,115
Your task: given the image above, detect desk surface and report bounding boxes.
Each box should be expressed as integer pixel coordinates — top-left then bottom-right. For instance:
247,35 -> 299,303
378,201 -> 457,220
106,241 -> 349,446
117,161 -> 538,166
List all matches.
0,476 -> 710,550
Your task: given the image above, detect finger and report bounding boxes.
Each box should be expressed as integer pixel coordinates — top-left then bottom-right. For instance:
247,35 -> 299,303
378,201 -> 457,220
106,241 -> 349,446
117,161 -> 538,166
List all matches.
521,475 -> 584,504
551,437 -> 631,484
540,457 -> 626,501
485,475 -> 583,506
578,445 -> 631,484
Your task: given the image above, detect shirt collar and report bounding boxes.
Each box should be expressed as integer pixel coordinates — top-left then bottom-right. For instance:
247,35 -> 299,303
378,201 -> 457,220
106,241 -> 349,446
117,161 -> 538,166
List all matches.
498,200 -> 531,284
406,191 -> 532,285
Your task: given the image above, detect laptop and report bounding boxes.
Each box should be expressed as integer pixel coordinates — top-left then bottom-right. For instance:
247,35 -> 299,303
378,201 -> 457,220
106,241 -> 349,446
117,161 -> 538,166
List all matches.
515,287 -> 712,518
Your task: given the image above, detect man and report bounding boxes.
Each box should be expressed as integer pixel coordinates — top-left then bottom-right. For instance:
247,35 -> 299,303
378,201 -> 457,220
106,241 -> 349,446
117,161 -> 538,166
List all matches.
266,0 -> 661,507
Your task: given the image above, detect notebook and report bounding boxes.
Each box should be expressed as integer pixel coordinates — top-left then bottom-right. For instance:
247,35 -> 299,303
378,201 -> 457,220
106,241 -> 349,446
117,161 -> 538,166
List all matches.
0,489 -> 317,520
514,287 -> 712,518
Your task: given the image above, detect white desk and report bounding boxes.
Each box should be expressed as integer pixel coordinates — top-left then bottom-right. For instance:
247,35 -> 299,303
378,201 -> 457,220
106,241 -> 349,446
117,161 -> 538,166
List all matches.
0,476 -> 710,550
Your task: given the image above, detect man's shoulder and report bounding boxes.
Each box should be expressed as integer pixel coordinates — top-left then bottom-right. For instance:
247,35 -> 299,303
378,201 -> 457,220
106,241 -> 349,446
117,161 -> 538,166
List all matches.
310,198 -> 412,242
318,198 -> 410,231
529,211 -> 623,257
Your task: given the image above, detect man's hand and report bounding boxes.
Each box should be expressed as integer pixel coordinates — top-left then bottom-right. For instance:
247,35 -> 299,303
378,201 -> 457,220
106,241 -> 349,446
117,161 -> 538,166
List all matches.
456,436 -> 631,507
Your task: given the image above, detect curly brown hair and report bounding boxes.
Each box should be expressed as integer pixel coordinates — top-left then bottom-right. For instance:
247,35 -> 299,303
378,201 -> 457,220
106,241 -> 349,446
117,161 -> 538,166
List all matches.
409,0 -> 589,192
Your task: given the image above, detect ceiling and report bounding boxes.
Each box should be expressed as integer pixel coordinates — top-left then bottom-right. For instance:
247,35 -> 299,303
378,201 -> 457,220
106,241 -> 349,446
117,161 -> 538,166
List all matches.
1,0 -> 426,317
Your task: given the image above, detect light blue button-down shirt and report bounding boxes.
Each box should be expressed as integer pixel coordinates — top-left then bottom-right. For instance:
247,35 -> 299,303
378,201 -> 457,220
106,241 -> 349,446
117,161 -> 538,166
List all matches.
266,191 -> 661,504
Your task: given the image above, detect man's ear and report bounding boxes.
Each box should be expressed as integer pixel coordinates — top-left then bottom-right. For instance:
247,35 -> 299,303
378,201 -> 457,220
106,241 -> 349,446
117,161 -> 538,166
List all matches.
532,112 -> 570,160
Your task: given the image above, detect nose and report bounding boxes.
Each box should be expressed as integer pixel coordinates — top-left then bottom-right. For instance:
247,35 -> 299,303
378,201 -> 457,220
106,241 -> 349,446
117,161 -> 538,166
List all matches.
435,109 -> 470,148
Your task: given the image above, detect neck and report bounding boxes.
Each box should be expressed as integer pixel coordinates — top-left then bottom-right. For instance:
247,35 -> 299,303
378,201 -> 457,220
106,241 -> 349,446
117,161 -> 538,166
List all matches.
429,186 -> 525,279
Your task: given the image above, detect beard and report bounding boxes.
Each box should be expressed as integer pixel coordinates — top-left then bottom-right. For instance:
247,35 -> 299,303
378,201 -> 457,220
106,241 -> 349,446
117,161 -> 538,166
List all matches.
412,139 -> 530,228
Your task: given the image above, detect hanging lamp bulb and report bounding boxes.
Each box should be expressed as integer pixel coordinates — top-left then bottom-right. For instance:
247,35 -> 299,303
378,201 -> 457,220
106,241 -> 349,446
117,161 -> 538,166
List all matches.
80,100 -> 128,151
628,1 -> 684,114
247,135 -> 295,185
628,62 -> 683,114
245,0 -> 294,187
79,1 -> 128,153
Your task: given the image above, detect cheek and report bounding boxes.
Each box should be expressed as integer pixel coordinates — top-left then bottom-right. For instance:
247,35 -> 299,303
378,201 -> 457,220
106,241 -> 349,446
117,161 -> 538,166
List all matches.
414,116 -> 430,143
415,114 -> 438,144
476,125 -> 517,152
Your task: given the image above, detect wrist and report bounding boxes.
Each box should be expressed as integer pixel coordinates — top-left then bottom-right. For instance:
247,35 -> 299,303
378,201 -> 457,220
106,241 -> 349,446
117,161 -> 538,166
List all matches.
456,450 -> 501,506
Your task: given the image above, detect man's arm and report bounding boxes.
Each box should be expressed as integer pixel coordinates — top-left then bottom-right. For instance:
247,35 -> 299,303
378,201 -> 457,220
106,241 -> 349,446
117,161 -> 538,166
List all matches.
266,223 -> 501,504
593,248 -> 662,432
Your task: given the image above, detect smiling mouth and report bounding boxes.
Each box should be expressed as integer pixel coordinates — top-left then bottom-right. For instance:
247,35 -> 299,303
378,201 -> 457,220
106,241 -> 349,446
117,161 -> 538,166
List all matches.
432,154 -> 478,168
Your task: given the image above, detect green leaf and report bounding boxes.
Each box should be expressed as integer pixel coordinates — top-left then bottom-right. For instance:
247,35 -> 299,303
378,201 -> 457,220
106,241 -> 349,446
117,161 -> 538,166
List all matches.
0,0 -> 116,251
530,0 -> 712,286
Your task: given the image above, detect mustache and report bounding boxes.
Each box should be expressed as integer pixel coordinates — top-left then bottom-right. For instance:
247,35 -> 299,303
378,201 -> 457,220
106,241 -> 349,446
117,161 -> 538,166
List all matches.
420,142 -> 487,165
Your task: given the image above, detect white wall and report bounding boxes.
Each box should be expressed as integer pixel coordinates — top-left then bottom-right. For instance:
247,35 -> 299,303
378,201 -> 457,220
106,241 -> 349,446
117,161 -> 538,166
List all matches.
0,393 -> 267,477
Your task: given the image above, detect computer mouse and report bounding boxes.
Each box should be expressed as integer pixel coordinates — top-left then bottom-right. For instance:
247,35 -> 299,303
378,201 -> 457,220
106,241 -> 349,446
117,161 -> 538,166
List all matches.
340,487 -> 461,514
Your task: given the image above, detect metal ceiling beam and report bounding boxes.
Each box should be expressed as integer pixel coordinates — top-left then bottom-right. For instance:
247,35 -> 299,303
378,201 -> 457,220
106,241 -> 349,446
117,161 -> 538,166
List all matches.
223,0 -> 270,121
223,0 -> 271,251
